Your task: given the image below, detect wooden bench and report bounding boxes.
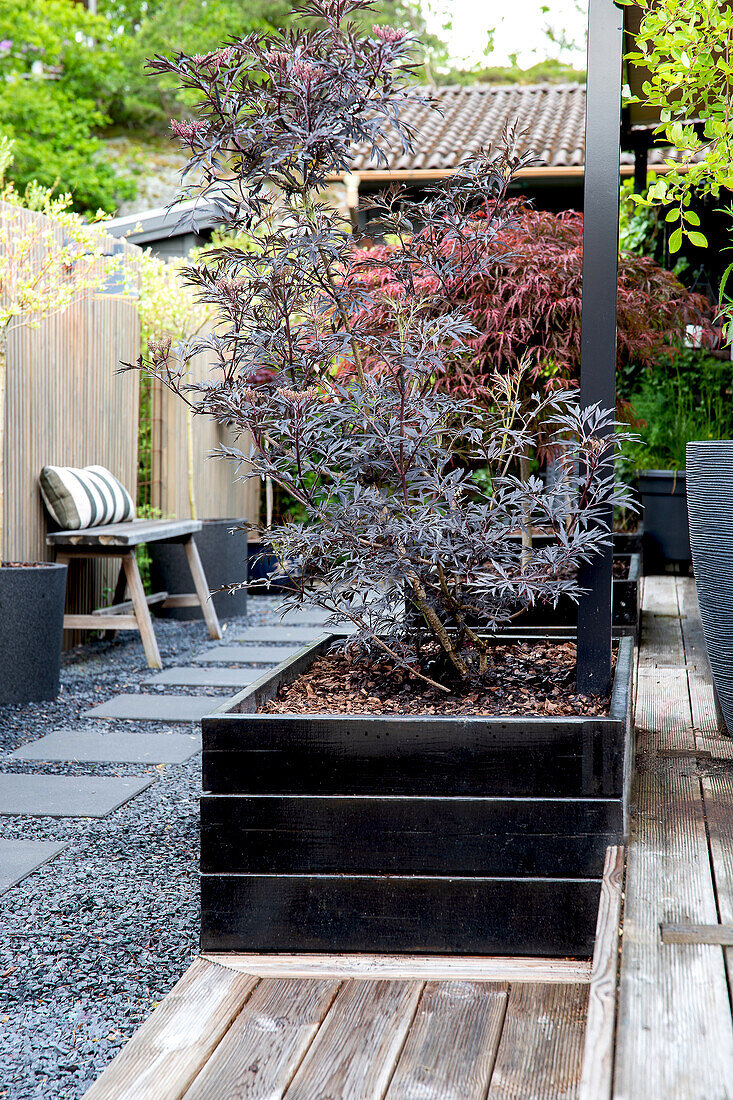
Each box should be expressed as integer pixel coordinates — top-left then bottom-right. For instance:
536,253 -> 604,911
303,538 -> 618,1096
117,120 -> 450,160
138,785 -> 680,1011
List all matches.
46,519 -> 222,669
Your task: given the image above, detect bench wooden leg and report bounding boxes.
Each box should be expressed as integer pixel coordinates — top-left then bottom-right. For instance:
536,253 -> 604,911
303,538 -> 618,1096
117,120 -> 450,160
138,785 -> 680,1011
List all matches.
122,552 -> 163,669
103,563 -> 128,640
183,536 -> 223,641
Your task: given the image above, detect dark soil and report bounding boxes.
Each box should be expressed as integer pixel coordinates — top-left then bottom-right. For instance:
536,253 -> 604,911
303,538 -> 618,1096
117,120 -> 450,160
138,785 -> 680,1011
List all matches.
260,641 -> 614,718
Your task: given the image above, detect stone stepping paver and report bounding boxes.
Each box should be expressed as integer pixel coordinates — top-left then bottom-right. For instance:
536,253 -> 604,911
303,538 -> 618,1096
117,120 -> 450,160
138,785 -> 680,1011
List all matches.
276,606 -> 339,625
228,626 -> 325,644
0,774 -> 154,817
146,667 -> 261,688
83,695 -> 219,722
11,729 -> 200,764
0,839 -> 68,894
193,645 -> 302,665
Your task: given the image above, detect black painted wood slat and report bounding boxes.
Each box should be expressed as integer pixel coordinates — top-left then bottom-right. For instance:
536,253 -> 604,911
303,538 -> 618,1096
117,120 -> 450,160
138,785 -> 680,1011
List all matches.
200,875 -> 603,957
200,795 -> 623,877
202,714 -> 625,798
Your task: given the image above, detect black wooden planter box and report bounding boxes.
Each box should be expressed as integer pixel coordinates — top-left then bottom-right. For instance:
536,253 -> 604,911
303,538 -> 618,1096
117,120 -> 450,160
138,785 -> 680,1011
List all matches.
200,633 -> 634,958
505,553 -> 640,639
406,552 -> 641,641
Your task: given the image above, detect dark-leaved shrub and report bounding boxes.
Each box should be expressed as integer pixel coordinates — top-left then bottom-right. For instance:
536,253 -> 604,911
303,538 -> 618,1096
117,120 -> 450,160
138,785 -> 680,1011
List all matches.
138,0 -> 634,690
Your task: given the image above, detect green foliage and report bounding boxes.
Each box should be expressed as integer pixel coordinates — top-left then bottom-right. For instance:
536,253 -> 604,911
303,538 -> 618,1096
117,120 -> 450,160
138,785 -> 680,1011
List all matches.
0,82 -> 133,213
623,0 -> 733,247
619,349 -> 733,476
618,175 -> 689,280
99,0 -> 295,131
0,0 -> 132,212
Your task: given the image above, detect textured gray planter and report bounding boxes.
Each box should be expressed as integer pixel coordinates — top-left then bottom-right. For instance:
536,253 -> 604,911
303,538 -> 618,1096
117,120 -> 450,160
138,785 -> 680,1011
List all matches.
0,562 -> 67,705
150,518 -> 247,620
687,442 -> 733,734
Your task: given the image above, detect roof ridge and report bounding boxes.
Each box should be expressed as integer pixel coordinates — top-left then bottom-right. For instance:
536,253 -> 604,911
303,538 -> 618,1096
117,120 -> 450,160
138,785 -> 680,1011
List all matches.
425,82 -> 586,93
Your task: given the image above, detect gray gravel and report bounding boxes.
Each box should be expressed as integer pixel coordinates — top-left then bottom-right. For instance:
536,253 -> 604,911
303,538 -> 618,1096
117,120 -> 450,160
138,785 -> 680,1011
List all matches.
0,596 -> 287,1100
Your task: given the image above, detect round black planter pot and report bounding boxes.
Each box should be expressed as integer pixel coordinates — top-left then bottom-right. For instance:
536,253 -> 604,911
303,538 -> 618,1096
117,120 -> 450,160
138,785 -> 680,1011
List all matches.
150,519 -> 248,621
638,470 -> 690,571
0,562 -> 67,706
687,441 -> 733,734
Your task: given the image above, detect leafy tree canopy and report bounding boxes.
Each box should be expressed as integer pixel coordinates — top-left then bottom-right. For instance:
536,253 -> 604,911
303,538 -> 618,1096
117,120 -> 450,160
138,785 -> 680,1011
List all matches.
0,0 -> 131,211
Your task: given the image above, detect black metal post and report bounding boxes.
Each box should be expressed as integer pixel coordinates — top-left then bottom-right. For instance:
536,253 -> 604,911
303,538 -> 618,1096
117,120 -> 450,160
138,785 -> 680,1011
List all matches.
577,0 -> 623,695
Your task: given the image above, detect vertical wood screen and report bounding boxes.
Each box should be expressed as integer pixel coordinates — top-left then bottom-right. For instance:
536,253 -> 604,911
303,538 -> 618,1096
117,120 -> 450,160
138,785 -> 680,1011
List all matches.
2,202 -> 260,649
148,351 -> 260,527
2,204 -> 141,640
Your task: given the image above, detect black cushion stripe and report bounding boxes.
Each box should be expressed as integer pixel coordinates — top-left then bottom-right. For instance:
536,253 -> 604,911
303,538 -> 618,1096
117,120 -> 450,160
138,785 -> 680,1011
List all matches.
67,470 -> 99,526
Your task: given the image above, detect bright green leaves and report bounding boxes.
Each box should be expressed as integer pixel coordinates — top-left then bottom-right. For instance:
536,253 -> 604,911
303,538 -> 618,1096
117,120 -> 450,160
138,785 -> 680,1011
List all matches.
625,0 -> 733,262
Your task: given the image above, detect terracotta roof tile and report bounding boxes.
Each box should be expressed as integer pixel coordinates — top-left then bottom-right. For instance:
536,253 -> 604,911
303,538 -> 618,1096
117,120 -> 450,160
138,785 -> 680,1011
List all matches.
347,83 -> 686,176
349,84 -> 588,173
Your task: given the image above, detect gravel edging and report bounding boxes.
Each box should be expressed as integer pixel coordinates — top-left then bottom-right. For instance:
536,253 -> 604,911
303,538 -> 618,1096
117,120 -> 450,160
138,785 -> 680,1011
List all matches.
0,596 -> 286,1100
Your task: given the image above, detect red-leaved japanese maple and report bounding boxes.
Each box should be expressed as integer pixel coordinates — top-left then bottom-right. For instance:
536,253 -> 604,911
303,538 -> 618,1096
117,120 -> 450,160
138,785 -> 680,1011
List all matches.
349,201 -> 715,403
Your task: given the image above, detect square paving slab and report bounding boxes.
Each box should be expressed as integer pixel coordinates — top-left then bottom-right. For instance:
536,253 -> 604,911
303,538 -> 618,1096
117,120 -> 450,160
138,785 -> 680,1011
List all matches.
0,774 -> 154,817
0,839 -> 68,893
228,626 -> 326,644
146,667 -> 261,688
83,695 -> 218,722
276,606 -> 338,625
11,729 -> 201,764
193,645 -> 302,665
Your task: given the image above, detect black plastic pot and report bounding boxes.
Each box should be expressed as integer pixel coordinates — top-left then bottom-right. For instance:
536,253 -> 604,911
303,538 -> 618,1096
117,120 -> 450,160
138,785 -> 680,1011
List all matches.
614,524 -> 644,564
0,562 -> 67,706
199,634 -> 634,957
246,539 -> 300,594
149,519 -> 247,621
638,470 -> 690,570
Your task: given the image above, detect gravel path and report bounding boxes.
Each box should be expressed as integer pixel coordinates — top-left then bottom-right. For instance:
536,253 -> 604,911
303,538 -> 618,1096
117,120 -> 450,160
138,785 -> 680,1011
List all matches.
0,597 -> 285,1100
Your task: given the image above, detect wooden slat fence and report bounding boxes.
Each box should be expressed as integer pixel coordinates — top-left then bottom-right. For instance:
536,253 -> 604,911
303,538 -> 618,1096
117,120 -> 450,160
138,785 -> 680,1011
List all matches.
2,203 -> 260,644
2,203 -> 141,640
148,366 -> 260,527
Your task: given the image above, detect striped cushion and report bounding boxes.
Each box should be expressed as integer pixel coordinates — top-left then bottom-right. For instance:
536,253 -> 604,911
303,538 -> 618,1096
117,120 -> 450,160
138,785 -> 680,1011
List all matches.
40,465 -> 135,530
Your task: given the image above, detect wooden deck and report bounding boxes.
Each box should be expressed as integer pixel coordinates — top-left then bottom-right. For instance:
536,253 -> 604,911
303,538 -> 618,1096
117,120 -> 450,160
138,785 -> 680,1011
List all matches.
83,576 -> 733,1100
83,956 -> 593,1100
611,575 -> 733,1099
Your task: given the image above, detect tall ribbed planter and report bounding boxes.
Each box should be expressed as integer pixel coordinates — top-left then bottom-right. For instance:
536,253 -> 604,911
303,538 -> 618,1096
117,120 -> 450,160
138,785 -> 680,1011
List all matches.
686,442 -> 733,734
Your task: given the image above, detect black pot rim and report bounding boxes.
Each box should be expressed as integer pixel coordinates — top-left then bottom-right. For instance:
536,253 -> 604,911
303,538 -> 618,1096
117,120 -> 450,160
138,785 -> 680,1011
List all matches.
686,439 -> 733,448
0,561 -> 67,572
636,469 -> 687,480
200,517 -> 248,525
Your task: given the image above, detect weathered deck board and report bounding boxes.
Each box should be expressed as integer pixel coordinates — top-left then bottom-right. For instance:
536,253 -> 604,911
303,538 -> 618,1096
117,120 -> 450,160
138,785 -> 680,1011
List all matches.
678,577 -> 733,757
181,977 -> 339,1100
578,845 -> 625,1100
284,979 -> 424,1100
83,959 -> 258,1100
487,983 -> 588,1099
203,952 -> 590,983
613,580 -> 733,1100
634,666 -> 696,754
384,981 -> 508,1100
636,577 -> 685,669
702,772 -> 733,1007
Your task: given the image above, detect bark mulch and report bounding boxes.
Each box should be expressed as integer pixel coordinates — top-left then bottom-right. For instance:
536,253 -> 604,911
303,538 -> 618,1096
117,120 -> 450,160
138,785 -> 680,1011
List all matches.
259,640 -> 614,718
